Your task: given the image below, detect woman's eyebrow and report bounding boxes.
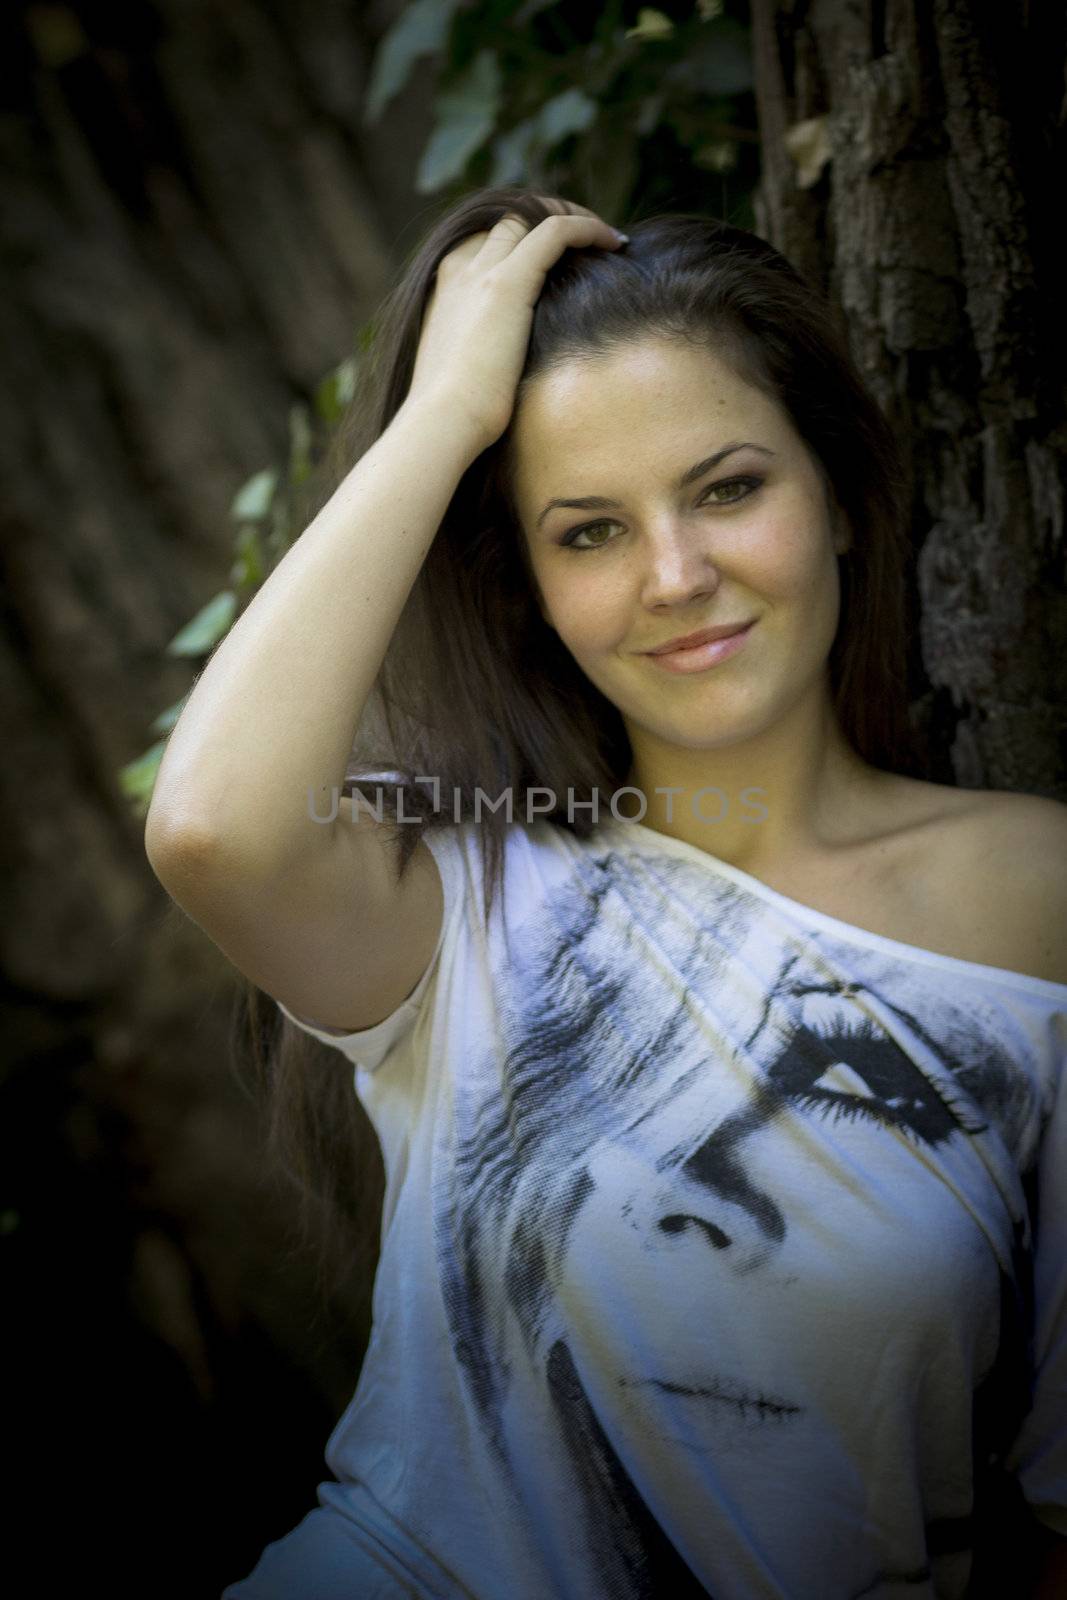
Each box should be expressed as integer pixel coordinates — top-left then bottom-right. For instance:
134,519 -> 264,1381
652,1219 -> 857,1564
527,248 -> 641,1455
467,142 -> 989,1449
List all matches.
535,442 -> 776,528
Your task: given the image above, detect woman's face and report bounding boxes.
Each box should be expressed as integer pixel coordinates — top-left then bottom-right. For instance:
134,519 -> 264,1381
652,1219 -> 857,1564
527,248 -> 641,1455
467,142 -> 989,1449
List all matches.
510,336 -> 850,755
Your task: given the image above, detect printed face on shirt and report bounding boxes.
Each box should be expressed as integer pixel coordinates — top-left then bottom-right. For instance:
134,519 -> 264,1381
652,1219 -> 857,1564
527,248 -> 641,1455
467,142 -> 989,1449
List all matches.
431,845 -> 1015,1595
558,957 -> 993,1448
508,336 -> 851,759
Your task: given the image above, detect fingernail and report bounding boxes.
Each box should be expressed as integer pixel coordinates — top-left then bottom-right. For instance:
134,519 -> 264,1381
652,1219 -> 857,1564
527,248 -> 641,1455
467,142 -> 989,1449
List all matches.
613,230 -> 630,243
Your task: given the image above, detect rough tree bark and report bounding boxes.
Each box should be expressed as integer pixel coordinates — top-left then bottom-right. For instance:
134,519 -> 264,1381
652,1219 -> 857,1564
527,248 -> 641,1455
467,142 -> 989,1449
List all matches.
0,2 -> 435,1593
749,0 -> 1067,800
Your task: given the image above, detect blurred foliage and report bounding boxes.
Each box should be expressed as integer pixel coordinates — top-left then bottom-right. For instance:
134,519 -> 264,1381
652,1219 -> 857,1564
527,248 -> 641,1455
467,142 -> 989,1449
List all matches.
363,0 -> 756,220
122,0 -> 758,818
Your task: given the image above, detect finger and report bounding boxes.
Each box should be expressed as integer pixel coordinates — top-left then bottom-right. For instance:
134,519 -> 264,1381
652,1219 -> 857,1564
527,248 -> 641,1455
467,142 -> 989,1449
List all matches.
529,193 -> 599,222
552,198 -> 600,222
478,211 -> 620,274
470,211 -> 539,269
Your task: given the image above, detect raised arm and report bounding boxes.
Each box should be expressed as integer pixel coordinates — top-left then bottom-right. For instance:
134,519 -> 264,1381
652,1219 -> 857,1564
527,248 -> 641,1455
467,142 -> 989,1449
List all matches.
143,207 -> 624,1031
143,392 -> 482,875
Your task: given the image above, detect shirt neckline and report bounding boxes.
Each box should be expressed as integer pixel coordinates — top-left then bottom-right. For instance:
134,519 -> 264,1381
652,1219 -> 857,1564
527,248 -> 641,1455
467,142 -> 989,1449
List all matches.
602,815 -> 1067,1000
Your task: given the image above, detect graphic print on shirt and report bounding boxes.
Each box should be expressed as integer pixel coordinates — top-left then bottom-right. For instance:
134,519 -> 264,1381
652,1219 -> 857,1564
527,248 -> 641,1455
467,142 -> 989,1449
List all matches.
431,841 -> 1038,1600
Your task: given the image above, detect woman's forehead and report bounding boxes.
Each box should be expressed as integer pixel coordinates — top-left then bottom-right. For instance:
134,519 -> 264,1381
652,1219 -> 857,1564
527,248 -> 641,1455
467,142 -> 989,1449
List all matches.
511,352 -> 787,486
519,340 -> 761,430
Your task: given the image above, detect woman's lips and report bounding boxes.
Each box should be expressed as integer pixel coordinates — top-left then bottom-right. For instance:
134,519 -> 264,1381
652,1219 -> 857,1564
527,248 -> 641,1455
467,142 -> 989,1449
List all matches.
644,621 -> 755,674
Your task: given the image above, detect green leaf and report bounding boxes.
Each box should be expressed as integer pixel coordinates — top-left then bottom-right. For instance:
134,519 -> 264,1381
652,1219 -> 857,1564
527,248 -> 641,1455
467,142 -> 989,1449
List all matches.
230,468 -> 278,522
150,694 -> 190,736
623,8 -> 675,41
416,49 -> 502,193
694,139 -> 738,172
488,86 -> 598,186
289,402 -> 313,487
784,114 -> 831,190
230,524 -> 265,591
315,356 -> 359,425
118,740 -> 167,814
165,591 -> 237,657
537,87 -> 597,147
267,497 -> 293,564
363,0 -> 462,126
488,117 -> 539,185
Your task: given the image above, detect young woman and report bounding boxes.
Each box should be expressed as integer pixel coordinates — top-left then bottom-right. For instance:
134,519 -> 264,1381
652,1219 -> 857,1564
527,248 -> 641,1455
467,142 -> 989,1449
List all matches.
145,187 -> 1067,1599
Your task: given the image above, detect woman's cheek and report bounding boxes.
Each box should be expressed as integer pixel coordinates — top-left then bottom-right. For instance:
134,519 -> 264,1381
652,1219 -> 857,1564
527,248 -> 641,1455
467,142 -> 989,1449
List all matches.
545,575 -> 622,650
773,510 -> 838,589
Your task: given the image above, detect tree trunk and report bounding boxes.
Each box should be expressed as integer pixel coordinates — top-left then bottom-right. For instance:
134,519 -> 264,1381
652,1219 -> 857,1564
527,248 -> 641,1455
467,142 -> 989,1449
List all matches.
749,0 -> 1067,799
0,2 -> 436,1592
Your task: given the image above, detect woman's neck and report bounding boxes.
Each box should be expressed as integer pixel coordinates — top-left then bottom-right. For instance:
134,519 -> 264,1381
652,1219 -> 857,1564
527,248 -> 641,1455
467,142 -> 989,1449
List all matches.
619,690 -> 882,876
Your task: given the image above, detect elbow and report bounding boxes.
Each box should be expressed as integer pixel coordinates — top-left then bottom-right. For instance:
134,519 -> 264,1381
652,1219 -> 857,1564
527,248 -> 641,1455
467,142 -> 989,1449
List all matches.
144,803 -> 219,883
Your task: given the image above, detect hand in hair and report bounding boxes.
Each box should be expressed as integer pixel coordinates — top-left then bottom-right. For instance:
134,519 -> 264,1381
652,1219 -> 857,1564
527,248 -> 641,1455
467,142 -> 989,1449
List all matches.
407,200 -> 626,454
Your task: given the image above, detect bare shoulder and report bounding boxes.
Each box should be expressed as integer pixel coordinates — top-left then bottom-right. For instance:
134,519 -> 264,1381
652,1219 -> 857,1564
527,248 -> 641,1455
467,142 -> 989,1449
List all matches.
917,783 -> 1067,986
935,784 -> 1067,867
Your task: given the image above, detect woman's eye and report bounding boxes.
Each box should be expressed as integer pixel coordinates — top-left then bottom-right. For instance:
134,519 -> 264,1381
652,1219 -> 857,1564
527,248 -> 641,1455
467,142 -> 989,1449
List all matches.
558,476 -> 762,551
560,520 -> 616,551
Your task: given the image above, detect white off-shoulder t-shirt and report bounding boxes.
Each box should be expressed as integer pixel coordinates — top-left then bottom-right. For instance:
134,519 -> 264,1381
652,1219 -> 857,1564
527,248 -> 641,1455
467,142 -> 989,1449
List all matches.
227,814 -> 1067,1600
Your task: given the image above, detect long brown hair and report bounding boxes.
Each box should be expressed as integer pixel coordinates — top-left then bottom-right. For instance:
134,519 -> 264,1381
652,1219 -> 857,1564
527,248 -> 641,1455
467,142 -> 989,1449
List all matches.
231,183 -> 925,1306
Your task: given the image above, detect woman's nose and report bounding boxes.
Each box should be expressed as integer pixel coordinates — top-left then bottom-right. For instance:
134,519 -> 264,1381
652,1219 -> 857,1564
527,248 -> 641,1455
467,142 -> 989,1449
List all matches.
639,521 -> 722,607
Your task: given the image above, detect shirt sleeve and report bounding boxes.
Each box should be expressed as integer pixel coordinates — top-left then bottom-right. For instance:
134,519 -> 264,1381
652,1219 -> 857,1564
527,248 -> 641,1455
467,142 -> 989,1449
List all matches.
274,824 -> 467,1075
1004,1033 -> 1067,1537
